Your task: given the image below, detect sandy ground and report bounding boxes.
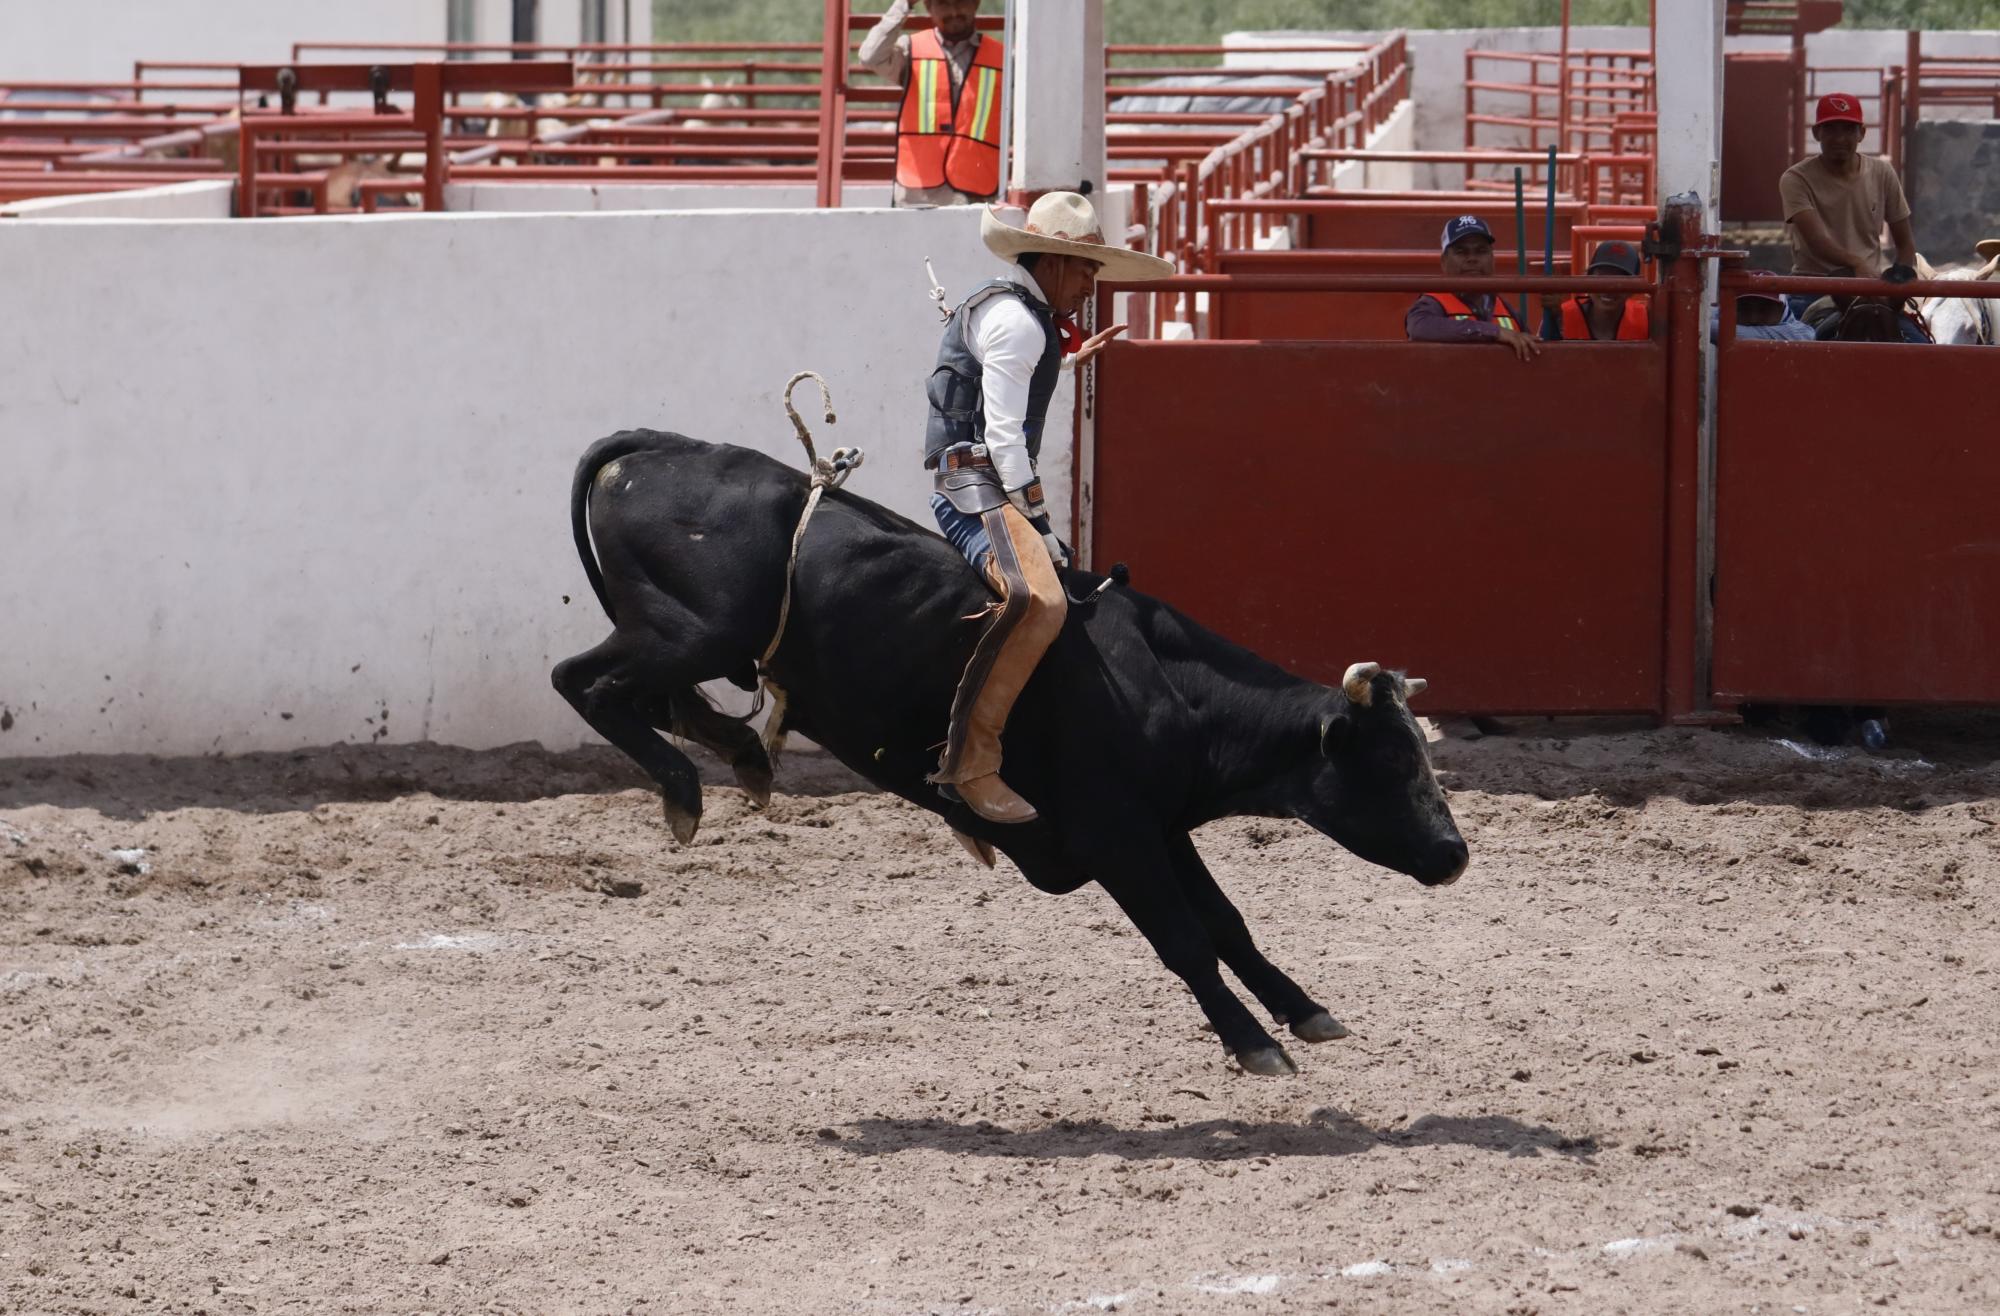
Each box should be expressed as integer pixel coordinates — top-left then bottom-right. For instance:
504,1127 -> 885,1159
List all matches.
3,717 -> 1999,1316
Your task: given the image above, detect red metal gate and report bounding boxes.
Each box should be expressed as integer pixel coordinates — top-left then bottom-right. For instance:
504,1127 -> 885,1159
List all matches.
1712,339 -> 2000,705
1087,337 -> 1673,715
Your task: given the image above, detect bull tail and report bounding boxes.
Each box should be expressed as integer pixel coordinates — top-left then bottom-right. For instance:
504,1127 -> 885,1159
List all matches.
570,429 -> 674,625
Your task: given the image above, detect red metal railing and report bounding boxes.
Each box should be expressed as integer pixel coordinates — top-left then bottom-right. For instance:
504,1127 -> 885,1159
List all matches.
3,10 -> 1426,220
1464,47 -> 1654,204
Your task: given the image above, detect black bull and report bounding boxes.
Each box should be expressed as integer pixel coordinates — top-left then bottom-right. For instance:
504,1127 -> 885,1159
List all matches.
554,430 -> 1468,1075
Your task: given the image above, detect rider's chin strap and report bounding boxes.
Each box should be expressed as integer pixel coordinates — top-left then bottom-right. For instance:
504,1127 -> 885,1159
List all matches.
755,370 -> 864,765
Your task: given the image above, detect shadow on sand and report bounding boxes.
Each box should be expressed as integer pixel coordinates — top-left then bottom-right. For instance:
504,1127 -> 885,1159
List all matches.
0,740 -> 872,821
831,1107 -> 1599,1164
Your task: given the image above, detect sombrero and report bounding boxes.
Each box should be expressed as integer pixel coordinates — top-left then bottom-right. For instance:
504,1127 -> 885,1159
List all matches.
980,190 -> 1174,282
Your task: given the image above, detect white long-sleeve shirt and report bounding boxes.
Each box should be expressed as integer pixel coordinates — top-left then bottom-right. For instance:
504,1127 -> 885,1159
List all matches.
964,263 -> 1056,494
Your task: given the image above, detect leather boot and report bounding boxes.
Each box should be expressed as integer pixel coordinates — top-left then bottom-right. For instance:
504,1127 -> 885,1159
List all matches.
934,504 -> 1067,824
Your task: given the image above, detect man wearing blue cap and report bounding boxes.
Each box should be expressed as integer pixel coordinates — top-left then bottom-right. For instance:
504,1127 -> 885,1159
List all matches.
1406,215 -> 1540,361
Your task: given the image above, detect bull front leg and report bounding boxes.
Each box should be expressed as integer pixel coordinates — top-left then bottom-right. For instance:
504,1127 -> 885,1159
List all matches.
1090,837 -> 1297,1077
1165,831 -> 1347,1044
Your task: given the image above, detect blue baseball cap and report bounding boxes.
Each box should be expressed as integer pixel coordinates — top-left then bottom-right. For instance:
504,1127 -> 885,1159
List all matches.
1440,214 -> 1494,251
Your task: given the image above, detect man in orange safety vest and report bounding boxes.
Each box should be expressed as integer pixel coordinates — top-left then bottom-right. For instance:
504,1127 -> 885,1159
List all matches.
1405,215 -> 1542,362
859,0 -> 1005,207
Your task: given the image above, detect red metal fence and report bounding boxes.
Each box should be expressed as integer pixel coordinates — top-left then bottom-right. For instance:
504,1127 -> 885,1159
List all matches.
1088,216 -> 2000,716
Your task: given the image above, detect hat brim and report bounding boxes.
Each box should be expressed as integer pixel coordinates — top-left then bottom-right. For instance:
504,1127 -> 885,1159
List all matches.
980,206 -> 1175,283
1977,239 -> 2000,262
1814,113 -> 1866,127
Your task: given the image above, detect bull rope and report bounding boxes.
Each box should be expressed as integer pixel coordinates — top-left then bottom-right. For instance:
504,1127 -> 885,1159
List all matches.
755,370 -> 865,764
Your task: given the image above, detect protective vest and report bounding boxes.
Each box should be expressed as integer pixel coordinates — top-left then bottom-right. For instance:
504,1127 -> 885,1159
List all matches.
1560,297 -> 1651,341
924,279 -> 1062,469
897,29 -> 1005,198
1426,292 -> 1522,331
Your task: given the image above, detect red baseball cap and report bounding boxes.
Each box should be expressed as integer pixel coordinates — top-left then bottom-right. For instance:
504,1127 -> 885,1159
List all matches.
1815,93 -> 1865,126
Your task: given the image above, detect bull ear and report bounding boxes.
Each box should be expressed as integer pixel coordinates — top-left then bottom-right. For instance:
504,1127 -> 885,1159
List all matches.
1318,709 -> 1350,756
1404,676 -> 1428,699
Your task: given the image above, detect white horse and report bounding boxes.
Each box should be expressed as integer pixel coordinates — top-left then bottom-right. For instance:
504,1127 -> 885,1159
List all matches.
1918,246 -> 2000,346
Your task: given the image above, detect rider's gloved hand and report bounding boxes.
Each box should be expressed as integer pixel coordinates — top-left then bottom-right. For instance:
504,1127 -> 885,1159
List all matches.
1883,263 -> 1918,285
1041,532 -> 1069,569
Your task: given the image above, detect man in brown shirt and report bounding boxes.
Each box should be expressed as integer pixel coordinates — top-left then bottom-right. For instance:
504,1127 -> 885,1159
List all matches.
1779,93 -> 1918,290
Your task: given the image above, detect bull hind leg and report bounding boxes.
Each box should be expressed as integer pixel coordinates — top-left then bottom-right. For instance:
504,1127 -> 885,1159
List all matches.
657,688 -> 775,808
1166,833 -> 1346,1044
552,635 -> 706,844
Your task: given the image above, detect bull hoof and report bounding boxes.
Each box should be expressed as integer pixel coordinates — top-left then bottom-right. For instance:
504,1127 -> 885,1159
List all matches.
1288,1010 -> 1350,1043
733,758 -> 774,810
662,796 -> 700,846
1234,1044 -> 1299,1077
952,830 -> 997,869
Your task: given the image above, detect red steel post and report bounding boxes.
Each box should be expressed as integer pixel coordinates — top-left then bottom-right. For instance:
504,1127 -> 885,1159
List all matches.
1660,196 -> 1706,722
416,62 -> 446,211
815,0 -> 849,208
237,119 -> 256,217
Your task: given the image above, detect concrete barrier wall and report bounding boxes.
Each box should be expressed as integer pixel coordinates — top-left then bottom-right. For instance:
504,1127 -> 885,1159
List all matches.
0,180 -> 234,220
446,183 -> 897,213
1323,100 -> 1417,194
2,0 -> 651,83
1907,119 -> 2000,261
0,205 -> 1078,757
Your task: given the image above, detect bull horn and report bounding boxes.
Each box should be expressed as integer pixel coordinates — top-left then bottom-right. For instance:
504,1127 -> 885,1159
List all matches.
1342,662 -> 1382,706
1404,677 -> 1428,698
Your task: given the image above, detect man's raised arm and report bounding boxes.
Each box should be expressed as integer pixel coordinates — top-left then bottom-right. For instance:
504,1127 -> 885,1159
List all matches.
857,0 -> 914,85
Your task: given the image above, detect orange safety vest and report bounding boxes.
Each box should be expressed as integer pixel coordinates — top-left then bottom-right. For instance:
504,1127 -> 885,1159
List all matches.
1426,292 -> 1522,331
1560,297 -> 1651,341
896,28 -> 1004,197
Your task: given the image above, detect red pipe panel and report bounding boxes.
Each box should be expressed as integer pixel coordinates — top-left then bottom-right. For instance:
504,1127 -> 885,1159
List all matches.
1712,342 -> 2000,705
1090,340 -> 1669,714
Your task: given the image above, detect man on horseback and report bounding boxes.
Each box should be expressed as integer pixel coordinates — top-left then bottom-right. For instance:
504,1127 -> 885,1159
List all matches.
923,191 -> 1172,823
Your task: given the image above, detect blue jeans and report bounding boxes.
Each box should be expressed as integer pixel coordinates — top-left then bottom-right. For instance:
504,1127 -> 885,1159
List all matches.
931,493 -> 994,571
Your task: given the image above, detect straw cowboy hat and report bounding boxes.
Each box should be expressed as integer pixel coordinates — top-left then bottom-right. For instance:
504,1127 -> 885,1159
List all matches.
980,190 -> 1174,282
1977,238 -> 2000,277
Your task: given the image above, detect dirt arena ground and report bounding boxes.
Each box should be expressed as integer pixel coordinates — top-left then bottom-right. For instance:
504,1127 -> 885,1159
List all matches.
3,717 -> 1998,1316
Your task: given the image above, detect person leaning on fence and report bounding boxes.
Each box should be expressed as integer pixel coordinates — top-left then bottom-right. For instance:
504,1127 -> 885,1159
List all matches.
1780,92 -> 1919,321
1406,215 -> 1540,362
1711,289 -> 1817,343
858,0 -> 1003,208
1538,240 -> 1651,341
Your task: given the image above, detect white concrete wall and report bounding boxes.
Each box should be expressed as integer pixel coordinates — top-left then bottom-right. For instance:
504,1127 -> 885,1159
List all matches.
472,0 -> 651,49
0,180 -> 233,220
0,205 -> 1082,757
446,182 -> 895,212
0,1 -> 653,84
1323,98 -> 1416,194
0,1 -> 446,84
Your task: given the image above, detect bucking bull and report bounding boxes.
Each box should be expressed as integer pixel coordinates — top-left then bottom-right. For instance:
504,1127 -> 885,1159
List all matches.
555,430 -> 1468,1075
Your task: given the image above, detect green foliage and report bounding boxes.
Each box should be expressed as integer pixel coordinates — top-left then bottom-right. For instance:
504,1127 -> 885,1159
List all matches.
653,0 -> 2000,45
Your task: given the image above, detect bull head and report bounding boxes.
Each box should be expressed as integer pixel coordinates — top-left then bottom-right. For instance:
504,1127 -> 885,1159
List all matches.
1307,661 -> 1465,887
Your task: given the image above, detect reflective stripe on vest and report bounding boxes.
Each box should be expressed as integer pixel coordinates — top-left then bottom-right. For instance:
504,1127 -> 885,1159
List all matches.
1560,297 -> 1651,341
1426,292 -> 1521,331
896,29 -> 1004,197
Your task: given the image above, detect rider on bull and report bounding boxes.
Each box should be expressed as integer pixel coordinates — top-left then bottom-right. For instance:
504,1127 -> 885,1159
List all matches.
924,191 -> 1172,824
